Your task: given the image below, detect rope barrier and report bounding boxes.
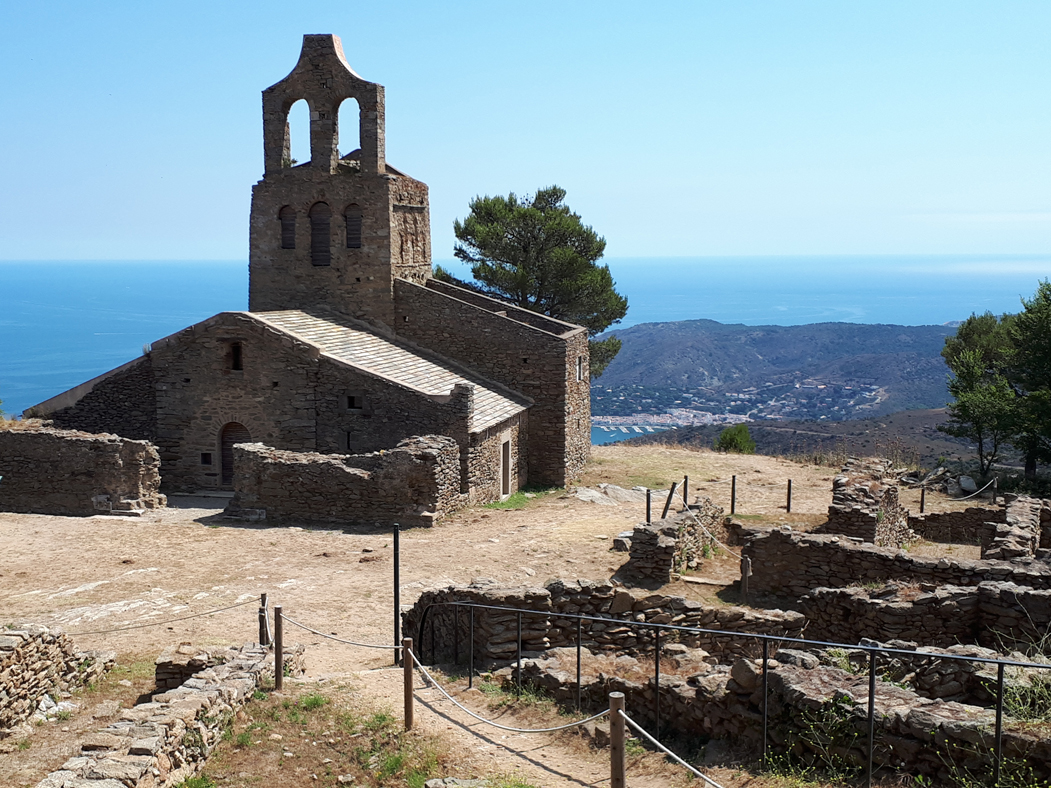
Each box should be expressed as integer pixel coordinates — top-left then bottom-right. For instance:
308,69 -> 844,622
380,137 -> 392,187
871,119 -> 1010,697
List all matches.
676,489 -> 742,560
406,647 -> 610,734
618,709 -> 726,788
948,477 -> 997,501
65,598 -> 256,636
281,614 -> 401,650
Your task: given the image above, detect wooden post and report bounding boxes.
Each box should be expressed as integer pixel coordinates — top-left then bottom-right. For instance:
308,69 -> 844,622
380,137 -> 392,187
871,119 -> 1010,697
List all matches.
646,488 -> 652,524
661,481 -> 678,520
403,637 -> 414,731
610,691 -> 626,788
258,607 -> 268,647
731,475 -> 737,515
394,523 -> 401,666
683,475 -> 689,507
786,479 -> 792,513
920,486 -> 926,514
993,477 -> 999,504
740,555 -> 752,603
274,604 -> 284,691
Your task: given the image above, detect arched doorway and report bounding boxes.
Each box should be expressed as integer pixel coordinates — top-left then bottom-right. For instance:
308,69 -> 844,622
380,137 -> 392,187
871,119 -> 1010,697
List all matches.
220,422 -> 252,488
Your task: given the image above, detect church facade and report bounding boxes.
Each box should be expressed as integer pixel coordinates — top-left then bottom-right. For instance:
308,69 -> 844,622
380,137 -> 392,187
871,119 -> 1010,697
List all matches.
32,34 -> 591,504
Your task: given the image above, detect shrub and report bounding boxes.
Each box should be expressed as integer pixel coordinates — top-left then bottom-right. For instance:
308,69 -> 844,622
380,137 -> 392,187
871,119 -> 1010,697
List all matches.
714,424 -> 756,454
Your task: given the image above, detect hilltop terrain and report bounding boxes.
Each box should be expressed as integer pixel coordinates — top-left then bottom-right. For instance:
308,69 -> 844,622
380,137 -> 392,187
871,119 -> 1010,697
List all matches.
594,319 -> 955,422
625,407 -> 975,470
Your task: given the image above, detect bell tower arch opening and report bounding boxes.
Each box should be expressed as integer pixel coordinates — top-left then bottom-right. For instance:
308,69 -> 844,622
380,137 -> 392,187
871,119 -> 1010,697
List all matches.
285,99 -> 311,168
337,97 -> 361,161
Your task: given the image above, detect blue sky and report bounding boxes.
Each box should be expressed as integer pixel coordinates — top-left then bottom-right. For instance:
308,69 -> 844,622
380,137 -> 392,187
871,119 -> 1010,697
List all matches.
1,1 -> 1049,261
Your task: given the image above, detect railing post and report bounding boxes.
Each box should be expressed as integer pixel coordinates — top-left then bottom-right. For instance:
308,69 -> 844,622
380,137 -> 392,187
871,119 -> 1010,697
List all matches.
577,617 -> 583,712
274,604 -> 284,691
654,629 -> 661,740
761,639 -> 769,765
469,607 -> 475,690
867,651 -> 877,788
995,661 -> 1005,785
661,481 -> 678,520
260,592 -> 269,646
740,555 -> 752,603
920,486 -> 926,514
403,637 -> 414,731
683,475 -> 689,507
394,523 -> 401,666
454,605 -> 459,666
516,611 -> 523,697
610,692 -> 626,788
731,475 -> 737,515
786,479 -> 792,513
646,488 -> 652,523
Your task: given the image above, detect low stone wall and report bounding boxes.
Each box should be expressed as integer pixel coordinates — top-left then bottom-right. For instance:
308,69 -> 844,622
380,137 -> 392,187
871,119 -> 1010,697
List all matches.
226,435 -> 463,527
34,641 -> 296,788
617,500 -> 728,586
516,647 -> 1048,785
0,423 -> 165,516
802,580 -> 1051,655
908,506 -> 1003,544
802,583 -> 979,647
154,641 -> 305,692
0,625 -> 114,737
816,460 -> 914,547
983,495 -> 1042,560
741,527 -> 1051,598
403,578 -> 806,665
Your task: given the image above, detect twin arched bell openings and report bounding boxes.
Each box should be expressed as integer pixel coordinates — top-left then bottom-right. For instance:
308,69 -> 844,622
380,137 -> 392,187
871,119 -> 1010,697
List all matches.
281,96 -> 362,171
276,202 -> 364,263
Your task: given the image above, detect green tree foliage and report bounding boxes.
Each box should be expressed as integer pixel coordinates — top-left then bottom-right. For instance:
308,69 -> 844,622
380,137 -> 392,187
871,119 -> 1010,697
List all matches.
941,283 -> 1051,477
438,186 -> 628,377
714,424 -> 756,454
938,347 -> 1017,475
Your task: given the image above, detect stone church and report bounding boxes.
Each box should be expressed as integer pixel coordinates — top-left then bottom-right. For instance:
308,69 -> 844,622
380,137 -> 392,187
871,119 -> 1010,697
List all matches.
32,34 -> 591,506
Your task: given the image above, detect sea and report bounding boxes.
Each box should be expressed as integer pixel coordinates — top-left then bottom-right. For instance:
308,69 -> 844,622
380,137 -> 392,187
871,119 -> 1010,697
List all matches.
2,255 -> 1049,443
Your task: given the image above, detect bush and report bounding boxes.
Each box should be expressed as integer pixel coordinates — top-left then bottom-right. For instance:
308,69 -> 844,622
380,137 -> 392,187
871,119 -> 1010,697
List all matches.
714,424 -> 756,454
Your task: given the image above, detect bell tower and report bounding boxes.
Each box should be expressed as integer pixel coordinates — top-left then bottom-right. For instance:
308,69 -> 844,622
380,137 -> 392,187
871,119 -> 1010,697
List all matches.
248,35 -> 431,326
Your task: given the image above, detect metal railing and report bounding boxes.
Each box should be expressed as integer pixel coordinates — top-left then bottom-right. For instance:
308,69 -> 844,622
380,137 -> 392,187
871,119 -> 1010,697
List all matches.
415,598 -> 1051,787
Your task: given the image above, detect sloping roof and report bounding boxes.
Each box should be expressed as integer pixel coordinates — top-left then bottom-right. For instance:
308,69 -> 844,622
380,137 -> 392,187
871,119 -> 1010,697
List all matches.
252,310 -> 530,432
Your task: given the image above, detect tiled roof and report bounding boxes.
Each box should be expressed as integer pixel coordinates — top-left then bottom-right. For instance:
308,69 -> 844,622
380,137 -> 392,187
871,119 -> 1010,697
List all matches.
252,310 -> 530,432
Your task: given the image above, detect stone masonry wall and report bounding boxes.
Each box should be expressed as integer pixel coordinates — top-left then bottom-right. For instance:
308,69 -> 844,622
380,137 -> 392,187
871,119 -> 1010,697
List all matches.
227,435 -> 463,527
517,648 -> 1045,786
742,527 -> 1051,598
0,424 -> 165,516
983,494 -> 1042,560
33,642 -> 285,788
46,357 -> 157,442
816,461 -> 915,547
0,625 -> 114,737
908,506 -> 1004,544
394,278 -> 591,487
618,500 -> 728,585
403,578 -> 805,666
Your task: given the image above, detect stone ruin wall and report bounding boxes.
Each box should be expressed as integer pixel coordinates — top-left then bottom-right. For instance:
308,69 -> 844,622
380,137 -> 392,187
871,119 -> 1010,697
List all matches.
44,357 -> 158,443
616,499 -> 728,586
0,625 -> 114,738
908,506 -> 1005,544
403,577 -> 805,666
801,580 -> 1051,652
741,527 -> 1051,598
226,435 -> 463,527
816,459 -> 915,547
517,646 -> 1047,785
0,424 -> 166,516
33,641 -> 299,788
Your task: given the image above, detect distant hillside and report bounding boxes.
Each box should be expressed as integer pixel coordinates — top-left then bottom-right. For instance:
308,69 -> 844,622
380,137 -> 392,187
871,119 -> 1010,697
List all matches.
596,320 -> 956,419
625,408 -> 974,470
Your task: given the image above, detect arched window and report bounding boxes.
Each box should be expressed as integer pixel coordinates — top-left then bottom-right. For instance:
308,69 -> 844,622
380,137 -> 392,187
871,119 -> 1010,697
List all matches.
309,202 -> 331,266
278,206 -> 296,249
337,97 -> 361,159
285,98 -> 310,167
344,204 -> 362,249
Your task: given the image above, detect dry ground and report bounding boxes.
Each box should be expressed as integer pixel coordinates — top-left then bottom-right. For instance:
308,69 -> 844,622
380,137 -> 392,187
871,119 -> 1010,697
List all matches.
0,445 -> 991,787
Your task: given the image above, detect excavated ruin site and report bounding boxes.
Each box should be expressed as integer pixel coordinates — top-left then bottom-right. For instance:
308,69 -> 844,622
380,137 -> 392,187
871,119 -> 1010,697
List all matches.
3,441 -> 1051,788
